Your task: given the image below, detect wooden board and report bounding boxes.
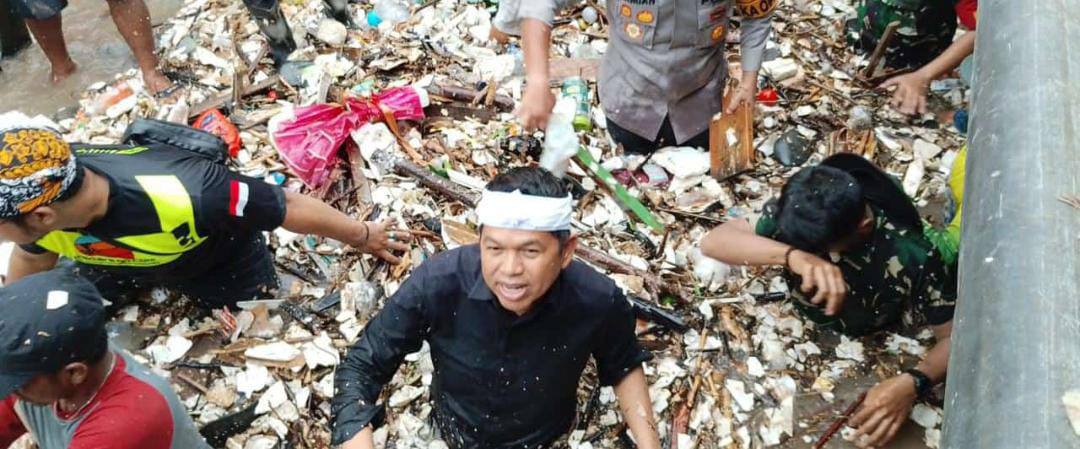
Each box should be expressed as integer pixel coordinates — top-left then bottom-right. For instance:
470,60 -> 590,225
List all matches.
709,93 -> 754,180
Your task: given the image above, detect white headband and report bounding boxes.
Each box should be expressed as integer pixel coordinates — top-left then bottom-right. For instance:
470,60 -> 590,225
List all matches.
475,189 -> 573,231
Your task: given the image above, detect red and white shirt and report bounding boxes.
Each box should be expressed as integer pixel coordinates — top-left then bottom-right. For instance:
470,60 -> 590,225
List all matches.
0,351 -> 209,449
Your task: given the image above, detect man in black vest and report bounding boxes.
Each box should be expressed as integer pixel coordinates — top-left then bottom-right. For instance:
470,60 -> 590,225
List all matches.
0,121 -> 410,309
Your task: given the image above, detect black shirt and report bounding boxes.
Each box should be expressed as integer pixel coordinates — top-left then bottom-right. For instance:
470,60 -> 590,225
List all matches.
331,245 -> 652,448
22,143 -> 286,280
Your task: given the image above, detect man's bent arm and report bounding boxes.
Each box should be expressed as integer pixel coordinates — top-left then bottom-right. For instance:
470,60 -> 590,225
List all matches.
701,220 -> 849,315
701,219 -> 791,267
614,367 -> 661,449
6,246 -> 59,284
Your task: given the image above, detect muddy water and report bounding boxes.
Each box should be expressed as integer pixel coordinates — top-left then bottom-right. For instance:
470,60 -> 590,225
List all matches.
0,0 -> 183,117
783,373 -> 932,449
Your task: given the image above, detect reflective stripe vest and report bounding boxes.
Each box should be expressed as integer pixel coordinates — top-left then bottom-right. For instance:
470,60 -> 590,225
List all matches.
36,175 -> 207,267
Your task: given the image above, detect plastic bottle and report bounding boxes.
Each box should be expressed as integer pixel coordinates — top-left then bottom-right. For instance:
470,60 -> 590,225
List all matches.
559,76 -> 592,132
373,0 -> 410,27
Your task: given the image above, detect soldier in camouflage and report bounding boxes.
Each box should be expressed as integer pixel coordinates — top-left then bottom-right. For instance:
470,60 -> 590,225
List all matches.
848,0 -> 959,70
755,198 -> 957,335
701,154 -> 961,449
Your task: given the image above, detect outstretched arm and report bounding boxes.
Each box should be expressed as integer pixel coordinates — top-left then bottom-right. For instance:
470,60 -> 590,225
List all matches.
850,321 -> 952,448
882,32 -> 976,115
282,191 -> 411,264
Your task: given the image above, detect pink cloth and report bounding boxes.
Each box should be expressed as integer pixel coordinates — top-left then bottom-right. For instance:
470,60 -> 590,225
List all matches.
272,87 -> 425,188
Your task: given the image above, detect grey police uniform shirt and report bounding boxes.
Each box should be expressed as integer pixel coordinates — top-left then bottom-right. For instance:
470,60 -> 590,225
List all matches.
496,0 -> 774,144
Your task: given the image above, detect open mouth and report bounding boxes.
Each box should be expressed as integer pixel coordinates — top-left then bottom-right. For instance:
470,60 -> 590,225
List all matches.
496,283 -> 528,302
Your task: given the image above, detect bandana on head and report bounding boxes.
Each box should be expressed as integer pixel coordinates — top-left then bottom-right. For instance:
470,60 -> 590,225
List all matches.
475,189 -> 573,232
0,127 -> 78,219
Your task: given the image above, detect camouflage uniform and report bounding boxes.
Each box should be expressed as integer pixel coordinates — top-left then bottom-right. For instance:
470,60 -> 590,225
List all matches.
848,0 -> 959,70
756,203 -> 958,336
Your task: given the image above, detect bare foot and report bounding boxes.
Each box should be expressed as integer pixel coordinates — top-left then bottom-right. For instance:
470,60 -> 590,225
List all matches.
142,69 -> 174,96
51,59 -> 77,84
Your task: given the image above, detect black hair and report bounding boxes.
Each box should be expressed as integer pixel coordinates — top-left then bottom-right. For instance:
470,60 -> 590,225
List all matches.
773,165 -> 865,253
482,167 -> 571,246
83,335 -> 110,365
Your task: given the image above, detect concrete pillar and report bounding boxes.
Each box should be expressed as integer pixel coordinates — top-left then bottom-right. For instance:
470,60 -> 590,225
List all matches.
941,1 -> 1080,448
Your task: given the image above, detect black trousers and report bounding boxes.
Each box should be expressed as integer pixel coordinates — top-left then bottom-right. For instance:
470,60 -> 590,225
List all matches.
69,233 -> 279,310
606,116 -> 709,156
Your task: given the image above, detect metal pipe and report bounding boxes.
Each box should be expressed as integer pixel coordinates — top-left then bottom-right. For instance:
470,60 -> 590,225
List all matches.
941,1 -> 1080,448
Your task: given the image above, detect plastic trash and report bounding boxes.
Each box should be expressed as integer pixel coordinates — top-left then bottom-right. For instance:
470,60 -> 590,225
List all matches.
366,10 -> 383,27
269,85 -> 428,188
373,0 -> 410,27
953,109 -> 968,134
581,6 -> 599,24
772,128 -> 812,167
193,109 -> 242,158
88,82 -> 136,117
539,97 -> 580,179
560,77 -> 592,132
756,87 -> 779,106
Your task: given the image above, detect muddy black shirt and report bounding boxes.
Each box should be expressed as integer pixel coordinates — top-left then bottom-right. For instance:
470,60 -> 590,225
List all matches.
331,245 -> 652,448
21,143 -> 286,280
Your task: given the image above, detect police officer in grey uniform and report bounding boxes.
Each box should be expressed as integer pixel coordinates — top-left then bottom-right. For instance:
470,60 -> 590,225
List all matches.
508,0 -> 776,154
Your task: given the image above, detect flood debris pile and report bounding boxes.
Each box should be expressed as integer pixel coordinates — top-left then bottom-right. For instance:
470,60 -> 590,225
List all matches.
41,0 -> 972,447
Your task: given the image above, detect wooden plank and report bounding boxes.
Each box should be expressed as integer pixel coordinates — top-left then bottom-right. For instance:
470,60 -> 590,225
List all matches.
188,76 -> 280,120
426,83 -> 514,111
862,20 -> 901,79
709,92 -> 754,180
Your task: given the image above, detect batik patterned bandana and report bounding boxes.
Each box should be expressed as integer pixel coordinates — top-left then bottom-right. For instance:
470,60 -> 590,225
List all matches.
0,128 -> 78,219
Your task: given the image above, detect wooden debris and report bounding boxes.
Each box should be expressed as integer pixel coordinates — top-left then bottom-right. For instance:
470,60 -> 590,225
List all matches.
709,91 -> 755,180
861,20 -> 901,80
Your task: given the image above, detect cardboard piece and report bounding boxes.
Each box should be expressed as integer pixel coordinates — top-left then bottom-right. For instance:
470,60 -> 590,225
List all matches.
709,92 -> 754,180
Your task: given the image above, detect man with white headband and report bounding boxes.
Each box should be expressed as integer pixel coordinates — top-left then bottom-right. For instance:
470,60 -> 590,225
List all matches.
332,167 -> 660,449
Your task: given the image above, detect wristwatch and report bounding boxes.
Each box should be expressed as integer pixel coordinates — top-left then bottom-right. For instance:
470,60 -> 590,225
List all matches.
904,368 -> 934,400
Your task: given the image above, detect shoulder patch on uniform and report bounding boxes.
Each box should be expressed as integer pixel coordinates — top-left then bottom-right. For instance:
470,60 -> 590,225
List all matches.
735,0 -> 777,19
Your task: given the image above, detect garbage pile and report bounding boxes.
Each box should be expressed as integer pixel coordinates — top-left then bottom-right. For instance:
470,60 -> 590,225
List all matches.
39,0 -> 972,447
